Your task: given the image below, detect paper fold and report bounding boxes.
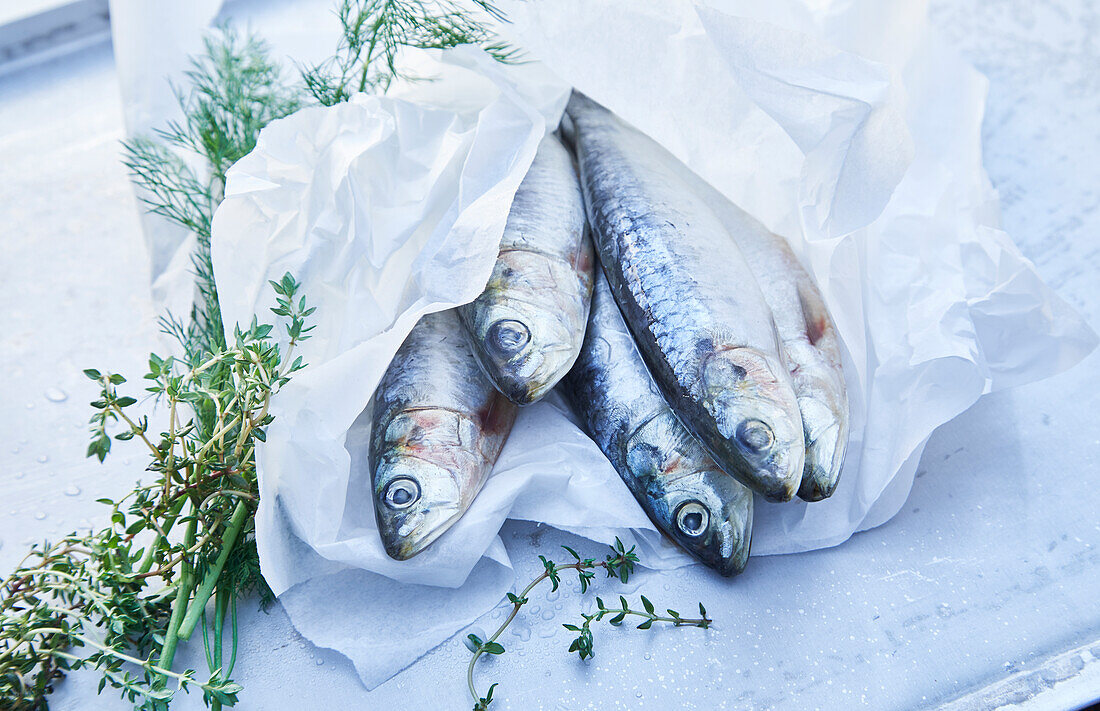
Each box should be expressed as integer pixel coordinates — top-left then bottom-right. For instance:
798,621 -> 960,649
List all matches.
112,0 -> 1095,690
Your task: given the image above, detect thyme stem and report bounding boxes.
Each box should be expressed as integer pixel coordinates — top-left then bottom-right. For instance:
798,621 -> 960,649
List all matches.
157,514 -> 198,682
466,561 -> 590,702
136,495 -> 187,575
178,500 -> 249,641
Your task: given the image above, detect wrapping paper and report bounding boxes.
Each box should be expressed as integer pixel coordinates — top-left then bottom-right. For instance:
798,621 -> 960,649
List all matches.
113,0 -> 1096,689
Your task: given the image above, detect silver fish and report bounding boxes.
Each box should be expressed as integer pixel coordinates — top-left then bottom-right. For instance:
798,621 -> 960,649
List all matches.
459,133 -> 595,406
565,92 -> 805,502
560,271 -> 753,576
703,194 -> 849,501
369,309 -> 517,560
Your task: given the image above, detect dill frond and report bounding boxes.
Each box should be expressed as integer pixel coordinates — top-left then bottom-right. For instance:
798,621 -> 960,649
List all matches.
3,4 -> 522,709
161,30 -> 302,190
122,28 -> 300,356
301,0 -> 519,106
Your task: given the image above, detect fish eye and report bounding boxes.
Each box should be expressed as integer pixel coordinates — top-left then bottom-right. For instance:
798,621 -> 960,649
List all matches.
675,502 -> 709,537
486,319 -> 530,357
736,419 -> 773,453
383,477 -> 420,509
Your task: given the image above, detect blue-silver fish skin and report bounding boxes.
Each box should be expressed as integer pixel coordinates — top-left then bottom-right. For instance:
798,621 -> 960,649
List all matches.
702,195 -> 850,501
561,271 -> 753,576
370,310 -> 517,560
459,133 -> 595,406
565,91 -> 804,502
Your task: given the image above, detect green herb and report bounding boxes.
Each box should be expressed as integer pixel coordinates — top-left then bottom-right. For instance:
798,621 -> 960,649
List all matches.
3,5 -> 711,710
301,0 -> 518,105
0,274 -> 313,710
466,539 -> 713,710
1,28 -> 311,711
122,29 -> 301,354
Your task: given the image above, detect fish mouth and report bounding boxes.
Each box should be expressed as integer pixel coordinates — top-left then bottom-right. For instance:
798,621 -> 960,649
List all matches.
706,535 -> 752,577
751,448 -> 802,503
381,503 -> 463,560
485,341 -> 579,406
796,397 -> 847,502
682,518 -> 752,577
374,457 -> 464,561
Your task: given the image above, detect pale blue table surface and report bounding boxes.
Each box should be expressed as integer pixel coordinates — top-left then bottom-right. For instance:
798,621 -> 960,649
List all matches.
1,1 -> 1097,709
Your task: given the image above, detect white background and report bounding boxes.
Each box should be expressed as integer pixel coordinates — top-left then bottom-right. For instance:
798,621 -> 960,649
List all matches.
1,0 -> 1098,708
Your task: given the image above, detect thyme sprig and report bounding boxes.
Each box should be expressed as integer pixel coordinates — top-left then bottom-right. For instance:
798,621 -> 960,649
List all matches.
1,28 -> 313,711
0,274 -> 313,710
466,539 -> 713,710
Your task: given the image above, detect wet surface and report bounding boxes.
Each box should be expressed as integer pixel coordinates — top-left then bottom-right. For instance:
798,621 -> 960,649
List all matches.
1,1 -> 1098,708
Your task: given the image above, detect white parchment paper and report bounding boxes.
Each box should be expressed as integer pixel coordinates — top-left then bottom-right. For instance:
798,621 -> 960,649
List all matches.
113,0 -> 1097,689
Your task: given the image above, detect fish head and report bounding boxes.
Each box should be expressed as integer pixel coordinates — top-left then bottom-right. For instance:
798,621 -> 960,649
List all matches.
624,413 -> 752,576
641,467 -> 754,577
796,394 -> 849,501
700,347 -> 805,502
464,296 -> 582,405
373,456 -> 464,561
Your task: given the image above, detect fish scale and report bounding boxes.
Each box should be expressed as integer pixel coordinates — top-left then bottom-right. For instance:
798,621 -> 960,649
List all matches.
561,271 -> 753,575
566,91 -> 805,501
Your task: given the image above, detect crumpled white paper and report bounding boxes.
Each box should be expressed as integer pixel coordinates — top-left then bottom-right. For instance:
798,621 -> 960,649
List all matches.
114,0 -> 1097,691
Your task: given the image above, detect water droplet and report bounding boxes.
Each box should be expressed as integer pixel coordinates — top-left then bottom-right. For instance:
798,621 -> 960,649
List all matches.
15,471 -> 25,480
643,652 -> 652,661
546,589 -> 560,602
44,388 -> 68,403
36,455 -> 49,464
34,512 -> 47,521
64,485 -> 82,497
509,622 -> 532,642
315,659 -> 324,666
541,609 -> 555,621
